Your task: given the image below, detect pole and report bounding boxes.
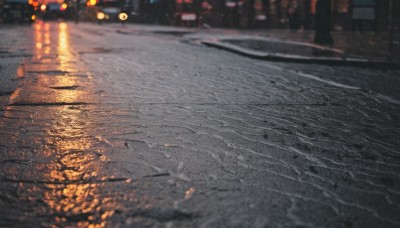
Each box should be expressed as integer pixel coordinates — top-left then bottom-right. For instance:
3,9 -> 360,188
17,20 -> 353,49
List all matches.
388,0 -> 394,58
314,0 -> 334,45
75,0 -> 81,24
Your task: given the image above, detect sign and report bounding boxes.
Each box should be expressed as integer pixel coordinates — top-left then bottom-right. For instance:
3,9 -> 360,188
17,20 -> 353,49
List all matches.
181,13 -> 196,21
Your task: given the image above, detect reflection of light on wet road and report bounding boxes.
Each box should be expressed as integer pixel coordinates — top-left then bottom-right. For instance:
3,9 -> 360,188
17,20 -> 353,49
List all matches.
185,187 -> 196,200
58,22 -> 71,69
36,22 -> 113,226
41,103 -> 114,226
0,22 -> 117,226
0,21 -> 166,227
44,23 -> 51,54
35,24 -> 43,50
46,22 -> 84,103
34,22 -> 43,59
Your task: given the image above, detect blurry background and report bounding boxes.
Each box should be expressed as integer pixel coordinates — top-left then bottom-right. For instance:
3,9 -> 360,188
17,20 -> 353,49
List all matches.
0,0 -> 399,30
1,0 -> 399,57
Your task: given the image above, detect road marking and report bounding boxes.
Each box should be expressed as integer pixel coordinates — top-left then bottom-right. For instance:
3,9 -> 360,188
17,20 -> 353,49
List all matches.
264,63 -> 361,90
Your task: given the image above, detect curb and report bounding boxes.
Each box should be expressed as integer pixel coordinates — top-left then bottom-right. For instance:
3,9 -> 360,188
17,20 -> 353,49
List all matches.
201,40 -> 400,70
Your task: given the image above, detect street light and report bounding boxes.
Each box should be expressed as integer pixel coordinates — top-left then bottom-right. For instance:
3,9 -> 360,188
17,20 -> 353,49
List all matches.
118,12 -> 128,21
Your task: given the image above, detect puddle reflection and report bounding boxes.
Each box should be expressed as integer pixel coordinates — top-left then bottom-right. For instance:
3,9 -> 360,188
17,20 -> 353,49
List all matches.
31,22 -> 115,226
40,103 -> 115,226
57,22 -> 72,70
33,21 -> 86,104
0,21 -> 168,227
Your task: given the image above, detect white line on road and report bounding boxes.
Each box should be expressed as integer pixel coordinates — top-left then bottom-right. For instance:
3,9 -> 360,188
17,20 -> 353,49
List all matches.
264,63 -> 361,90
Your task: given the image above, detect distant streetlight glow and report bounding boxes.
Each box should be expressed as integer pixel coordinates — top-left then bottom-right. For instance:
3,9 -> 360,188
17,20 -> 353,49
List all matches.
89,0 -> 96,6
118,12 -> 128,21
40,4 -> 46,11
97,12 -> 105,20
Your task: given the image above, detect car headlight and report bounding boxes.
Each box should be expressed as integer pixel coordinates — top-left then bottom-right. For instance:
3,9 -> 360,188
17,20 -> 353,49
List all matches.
118,12 -> 128,21
97,12 -> 105,20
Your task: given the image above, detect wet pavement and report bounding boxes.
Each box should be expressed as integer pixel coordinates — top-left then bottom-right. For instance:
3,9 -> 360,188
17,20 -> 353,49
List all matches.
193,29 -> 400,69
222,38 -> 342,58
1,22 -> 400,227
202,28 -> 399,62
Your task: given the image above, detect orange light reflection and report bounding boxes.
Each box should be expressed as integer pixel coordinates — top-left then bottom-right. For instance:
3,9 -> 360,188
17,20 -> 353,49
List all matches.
0,22 -> 121,227
37,22 -> 114,227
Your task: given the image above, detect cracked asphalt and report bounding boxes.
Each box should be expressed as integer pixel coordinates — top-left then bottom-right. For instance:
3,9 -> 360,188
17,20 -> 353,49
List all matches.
1,22 -> 400,228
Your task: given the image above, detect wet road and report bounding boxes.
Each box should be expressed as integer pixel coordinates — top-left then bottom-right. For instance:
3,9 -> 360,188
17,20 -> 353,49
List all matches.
1,22 -> 400,227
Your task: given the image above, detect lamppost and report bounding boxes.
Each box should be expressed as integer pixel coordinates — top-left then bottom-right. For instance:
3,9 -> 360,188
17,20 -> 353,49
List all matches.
314,0 -> 334,45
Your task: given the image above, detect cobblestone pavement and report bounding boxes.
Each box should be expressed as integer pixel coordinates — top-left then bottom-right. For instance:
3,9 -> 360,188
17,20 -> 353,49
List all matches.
0,22 -> 400,227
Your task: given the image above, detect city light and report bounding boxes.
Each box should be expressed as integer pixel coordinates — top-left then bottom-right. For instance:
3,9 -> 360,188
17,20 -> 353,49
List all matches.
60,3 -> 68,10
88,0 -> 96,6
97,12 -> 105,20
40,4 -> 46,11
118,13 -> 128,21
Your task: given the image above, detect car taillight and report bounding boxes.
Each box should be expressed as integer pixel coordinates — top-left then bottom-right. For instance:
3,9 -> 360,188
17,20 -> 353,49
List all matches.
60,3 -> 67,10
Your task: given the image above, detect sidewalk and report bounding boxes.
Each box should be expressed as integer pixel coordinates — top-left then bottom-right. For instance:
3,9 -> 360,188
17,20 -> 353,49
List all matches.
200,29 -> 400,68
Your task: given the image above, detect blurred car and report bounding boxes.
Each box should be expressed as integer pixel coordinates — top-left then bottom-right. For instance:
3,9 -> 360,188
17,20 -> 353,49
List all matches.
95,0 -> 123,22
0,0 -> 35,23
39,2 -> 68,20
173,0 -> 198,27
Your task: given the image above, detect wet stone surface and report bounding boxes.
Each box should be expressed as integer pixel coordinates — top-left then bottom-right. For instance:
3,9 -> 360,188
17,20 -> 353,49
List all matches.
0,22 -> 400,227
